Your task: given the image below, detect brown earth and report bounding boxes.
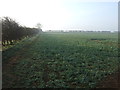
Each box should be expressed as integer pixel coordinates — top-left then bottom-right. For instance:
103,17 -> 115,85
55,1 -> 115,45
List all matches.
2,36 -> 39,88
96,70 -> 120,89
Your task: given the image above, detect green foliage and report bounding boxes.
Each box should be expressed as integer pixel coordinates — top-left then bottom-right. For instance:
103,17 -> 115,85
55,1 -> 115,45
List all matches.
3,32 -> 118,88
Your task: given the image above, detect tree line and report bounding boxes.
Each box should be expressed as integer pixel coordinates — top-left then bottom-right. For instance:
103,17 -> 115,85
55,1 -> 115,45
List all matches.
1,17 -> 41,46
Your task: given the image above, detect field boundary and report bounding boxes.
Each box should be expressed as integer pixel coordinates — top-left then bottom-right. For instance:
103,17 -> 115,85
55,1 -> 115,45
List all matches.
2,35 -> 39,88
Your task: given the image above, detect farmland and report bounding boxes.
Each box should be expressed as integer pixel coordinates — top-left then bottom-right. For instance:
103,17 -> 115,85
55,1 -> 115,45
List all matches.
3,32 -> 119,88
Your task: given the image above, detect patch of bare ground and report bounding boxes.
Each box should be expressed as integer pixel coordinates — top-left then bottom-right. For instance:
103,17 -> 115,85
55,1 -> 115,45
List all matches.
95,71 -> 120,89
2,36 -> 38,88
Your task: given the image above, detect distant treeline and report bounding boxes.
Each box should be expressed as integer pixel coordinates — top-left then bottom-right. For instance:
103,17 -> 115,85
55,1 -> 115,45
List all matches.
1,17 -> 41,46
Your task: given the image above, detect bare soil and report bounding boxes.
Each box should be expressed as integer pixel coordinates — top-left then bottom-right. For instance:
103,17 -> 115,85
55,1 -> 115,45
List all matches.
2,37 -> 38,88
96,70 -> 120,88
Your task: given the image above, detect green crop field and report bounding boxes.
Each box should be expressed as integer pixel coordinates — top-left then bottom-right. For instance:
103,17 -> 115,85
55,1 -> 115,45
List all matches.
3,32 -> 119,88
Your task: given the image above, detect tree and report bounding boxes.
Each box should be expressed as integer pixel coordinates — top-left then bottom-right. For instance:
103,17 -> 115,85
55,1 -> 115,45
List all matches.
36,23 -> 42,29
36,23 -> 42,32
2,17 -> 39,46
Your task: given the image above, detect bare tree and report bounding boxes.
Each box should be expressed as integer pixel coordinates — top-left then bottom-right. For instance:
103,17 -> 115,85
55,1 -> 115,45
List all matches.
36,23 -> 42,29
36,23 -> 42,32
2,17 -> 39,46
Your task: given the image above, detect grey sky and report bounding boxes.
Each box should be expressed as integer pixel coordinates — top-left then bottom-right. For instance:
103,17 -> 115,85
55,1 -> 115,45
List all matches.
0,0 -> 118,31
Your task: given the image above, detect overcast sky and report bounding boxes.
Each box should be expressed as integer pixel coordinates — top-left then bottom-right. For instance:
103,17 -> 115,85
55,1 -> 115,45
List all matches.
0,0 -> 118,31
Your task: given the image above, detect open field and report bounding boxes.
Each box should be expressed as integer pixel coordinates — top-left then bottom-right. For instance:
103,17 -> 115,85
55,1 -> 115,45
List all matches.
2,32 -> 119,88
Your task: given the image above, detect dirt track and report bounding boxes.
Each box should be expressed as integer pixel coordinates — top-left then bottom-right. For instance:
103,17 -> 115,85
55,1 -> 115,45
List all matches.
2,36 -> 39,88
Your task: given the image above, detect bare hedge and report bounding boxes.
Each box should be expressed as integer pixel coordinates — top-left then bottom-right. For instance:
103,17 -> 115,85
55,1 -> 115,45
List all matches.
2,17 -> 40,46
